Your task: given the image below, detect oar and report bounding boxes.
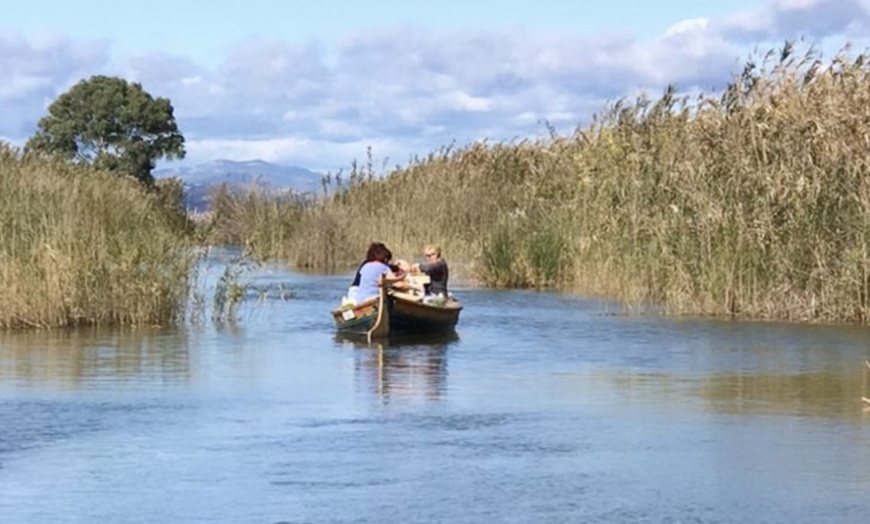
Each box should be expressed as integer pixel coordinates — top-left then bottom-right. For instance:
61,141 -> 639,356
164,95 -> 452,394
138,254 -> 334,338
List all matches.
863,361 -> 870,405
367,284 -> 390,342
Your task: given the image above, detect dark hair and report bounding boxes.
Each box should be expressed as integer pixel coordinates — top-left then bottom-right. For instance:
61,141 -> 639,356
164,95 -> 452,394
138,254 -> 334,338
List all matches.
353,242 -> 391,287
365,242 -> 388,262
370,244 -> 391,263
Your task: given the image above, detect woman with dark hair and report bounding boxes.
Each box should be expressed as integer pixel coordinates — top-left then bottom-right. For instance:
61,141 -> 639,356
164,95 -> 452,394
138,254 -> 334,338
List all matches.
355,243 -> 407,302
346,242 -> 391,303
351,242 -> 389,288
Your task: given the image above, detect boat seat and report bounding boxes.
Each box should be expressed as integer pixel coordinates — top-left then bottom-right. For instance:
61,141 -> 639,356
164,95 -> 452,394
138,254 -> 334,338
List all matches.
332,295 -> 378,314
391,291 -> 423,302
409,274 -> 430,285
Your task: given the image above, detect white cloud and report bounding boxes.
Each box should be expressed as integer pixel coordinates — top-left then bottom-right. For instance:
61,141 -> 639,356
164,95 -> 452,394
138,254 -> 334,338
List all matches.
442,90 -> 492,112
717,0 -> 870,41
0,32 -> 108,137
3,0 -> 870,172
664,17 -> 710,38
0,73 -> 51,99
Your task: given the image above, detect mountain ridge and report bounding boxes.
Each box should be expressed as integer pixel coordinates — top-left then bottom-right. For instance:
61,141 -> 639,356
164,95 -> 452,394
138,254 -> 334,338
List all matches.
154,159 -> 323,211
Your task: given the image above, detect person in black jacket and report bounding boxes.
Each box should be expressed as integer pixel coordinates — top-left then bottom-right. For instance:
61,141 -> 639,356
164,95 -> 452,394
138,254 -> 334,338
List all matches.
412,244 -> 449,297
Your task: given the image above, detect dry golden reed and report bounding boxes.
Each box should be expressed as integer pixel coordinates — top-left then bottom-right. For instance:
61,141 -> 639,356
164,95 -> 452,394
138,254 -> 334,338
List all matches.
0,144 -> 196,329
212,42 -> 870,324
206,183 -> 307,261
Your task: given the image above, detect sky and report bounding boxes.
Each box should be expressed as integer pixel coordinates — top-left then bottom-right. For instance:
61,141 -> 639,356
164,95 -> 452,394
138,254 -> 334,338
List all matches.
2,0 -> 870,172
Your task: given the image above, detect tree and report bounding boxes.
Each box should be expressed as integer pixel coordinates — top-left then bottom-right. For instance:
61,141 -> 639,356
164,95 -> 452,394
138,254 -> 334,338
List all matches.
27,75 -> 185,185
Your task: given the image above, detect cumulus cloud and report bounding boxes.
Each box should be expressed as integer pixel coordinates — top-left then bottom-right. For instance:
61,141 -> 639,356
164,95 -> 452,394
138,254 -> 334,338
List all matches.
2,0 -> 870,171
718,0 -> 870,42
0,32 -> 109,137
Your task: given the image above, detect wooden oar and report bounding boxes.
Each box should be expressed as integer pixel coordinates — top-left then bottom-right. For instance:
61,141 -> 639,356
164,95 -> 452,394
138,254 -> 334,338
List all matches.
863,361 -> 870,405
366,285 -> 390,342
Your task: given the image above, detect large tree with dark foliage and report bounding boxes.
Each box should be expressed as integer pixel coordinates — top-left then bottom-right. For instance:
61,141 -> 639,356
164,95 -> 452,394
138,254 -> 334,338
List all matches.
27,75 -> 185,185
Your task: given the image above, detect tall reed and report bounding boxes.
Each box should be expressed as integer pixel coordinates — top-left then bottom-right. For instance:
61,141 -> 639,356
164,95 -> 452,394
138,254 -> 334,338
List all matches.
562,43 -> 870,322
0,145 -> 196,329
209,42 -> 870,323
207,183 -> 307,261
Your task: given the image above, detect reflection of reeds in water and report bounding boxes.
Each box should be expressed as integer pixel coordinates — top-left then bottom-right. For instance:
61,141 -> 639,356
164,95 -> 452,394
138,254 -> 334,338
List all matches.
696,371 -> 863,418
603,368 -> 866,420
0,327 -> 191,388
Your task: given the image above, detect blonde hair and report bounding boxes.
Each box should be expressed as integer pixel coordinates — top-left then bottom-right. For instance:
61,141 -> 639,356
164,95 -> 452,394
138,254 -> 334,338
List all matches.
424,244 -> 441,257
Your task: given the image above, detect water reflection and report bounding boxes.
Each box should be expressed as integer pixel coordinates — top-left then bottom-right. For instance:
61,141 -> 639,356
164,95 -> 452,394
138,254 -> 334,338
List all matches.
697,369 -> 867,418
335,331 -> 459,404
589,367 -> 869,420
0,327 -> 191,390
5,270 -> 870,522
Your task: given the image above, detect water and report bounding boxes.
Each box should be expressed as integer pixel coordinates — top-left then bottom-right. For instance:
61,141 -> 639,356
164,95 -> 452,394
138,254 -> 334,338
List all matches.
3,254 -> 870,523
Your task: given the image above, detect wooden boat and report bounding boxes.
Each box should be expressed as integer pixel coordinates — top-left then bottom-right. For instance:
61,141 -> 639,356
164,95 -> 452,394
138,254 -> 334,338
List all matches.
331,278 -> 462,340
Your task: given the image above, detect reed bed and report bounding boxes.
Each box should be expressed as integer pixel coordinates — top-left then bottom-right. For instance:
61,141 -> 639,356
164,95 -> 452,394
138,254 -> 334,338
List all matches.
206,183 -> 307,262
210,43 -> 870,323
0,145 -> 196,329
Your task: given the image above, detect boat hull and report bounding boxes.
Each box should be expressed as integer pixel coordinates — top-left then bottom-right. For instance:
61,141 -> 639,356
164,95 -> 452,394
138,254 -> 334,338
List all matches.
332,291 -> 461,337
331,297 -> 380,335
388,293 -> 462,332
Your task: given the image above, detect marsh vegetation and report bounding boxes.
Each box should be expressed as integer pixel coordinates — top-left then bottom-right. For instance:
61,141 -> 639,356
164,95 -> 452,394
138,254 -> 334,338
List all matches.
7,42 -> 870,328
212,43 -> 870,324
0,146 -> 196,329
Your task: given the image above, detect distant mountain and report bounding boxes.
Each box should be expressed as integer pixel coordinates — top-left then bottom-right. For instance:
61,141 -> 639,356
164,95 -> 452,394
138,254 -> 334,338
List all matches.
154,159 -> 323,212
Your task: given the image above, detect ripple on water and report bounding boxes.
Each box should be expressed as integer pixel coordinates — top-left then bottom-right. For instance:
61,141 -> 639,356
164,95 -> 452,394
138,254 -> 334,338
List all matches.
2,262 -> 870,523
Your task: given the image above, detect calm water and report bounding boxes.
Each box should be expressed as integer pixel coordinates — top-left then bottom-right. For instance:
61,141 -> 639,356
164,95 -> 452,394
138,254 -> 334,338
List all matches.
3,254 -> 870,523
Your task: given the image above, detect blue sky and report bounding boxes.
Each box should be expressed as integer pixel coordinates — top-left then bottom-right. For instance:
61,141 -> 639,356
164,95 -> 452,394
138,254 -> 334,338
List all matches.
2,0 -> 870,172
